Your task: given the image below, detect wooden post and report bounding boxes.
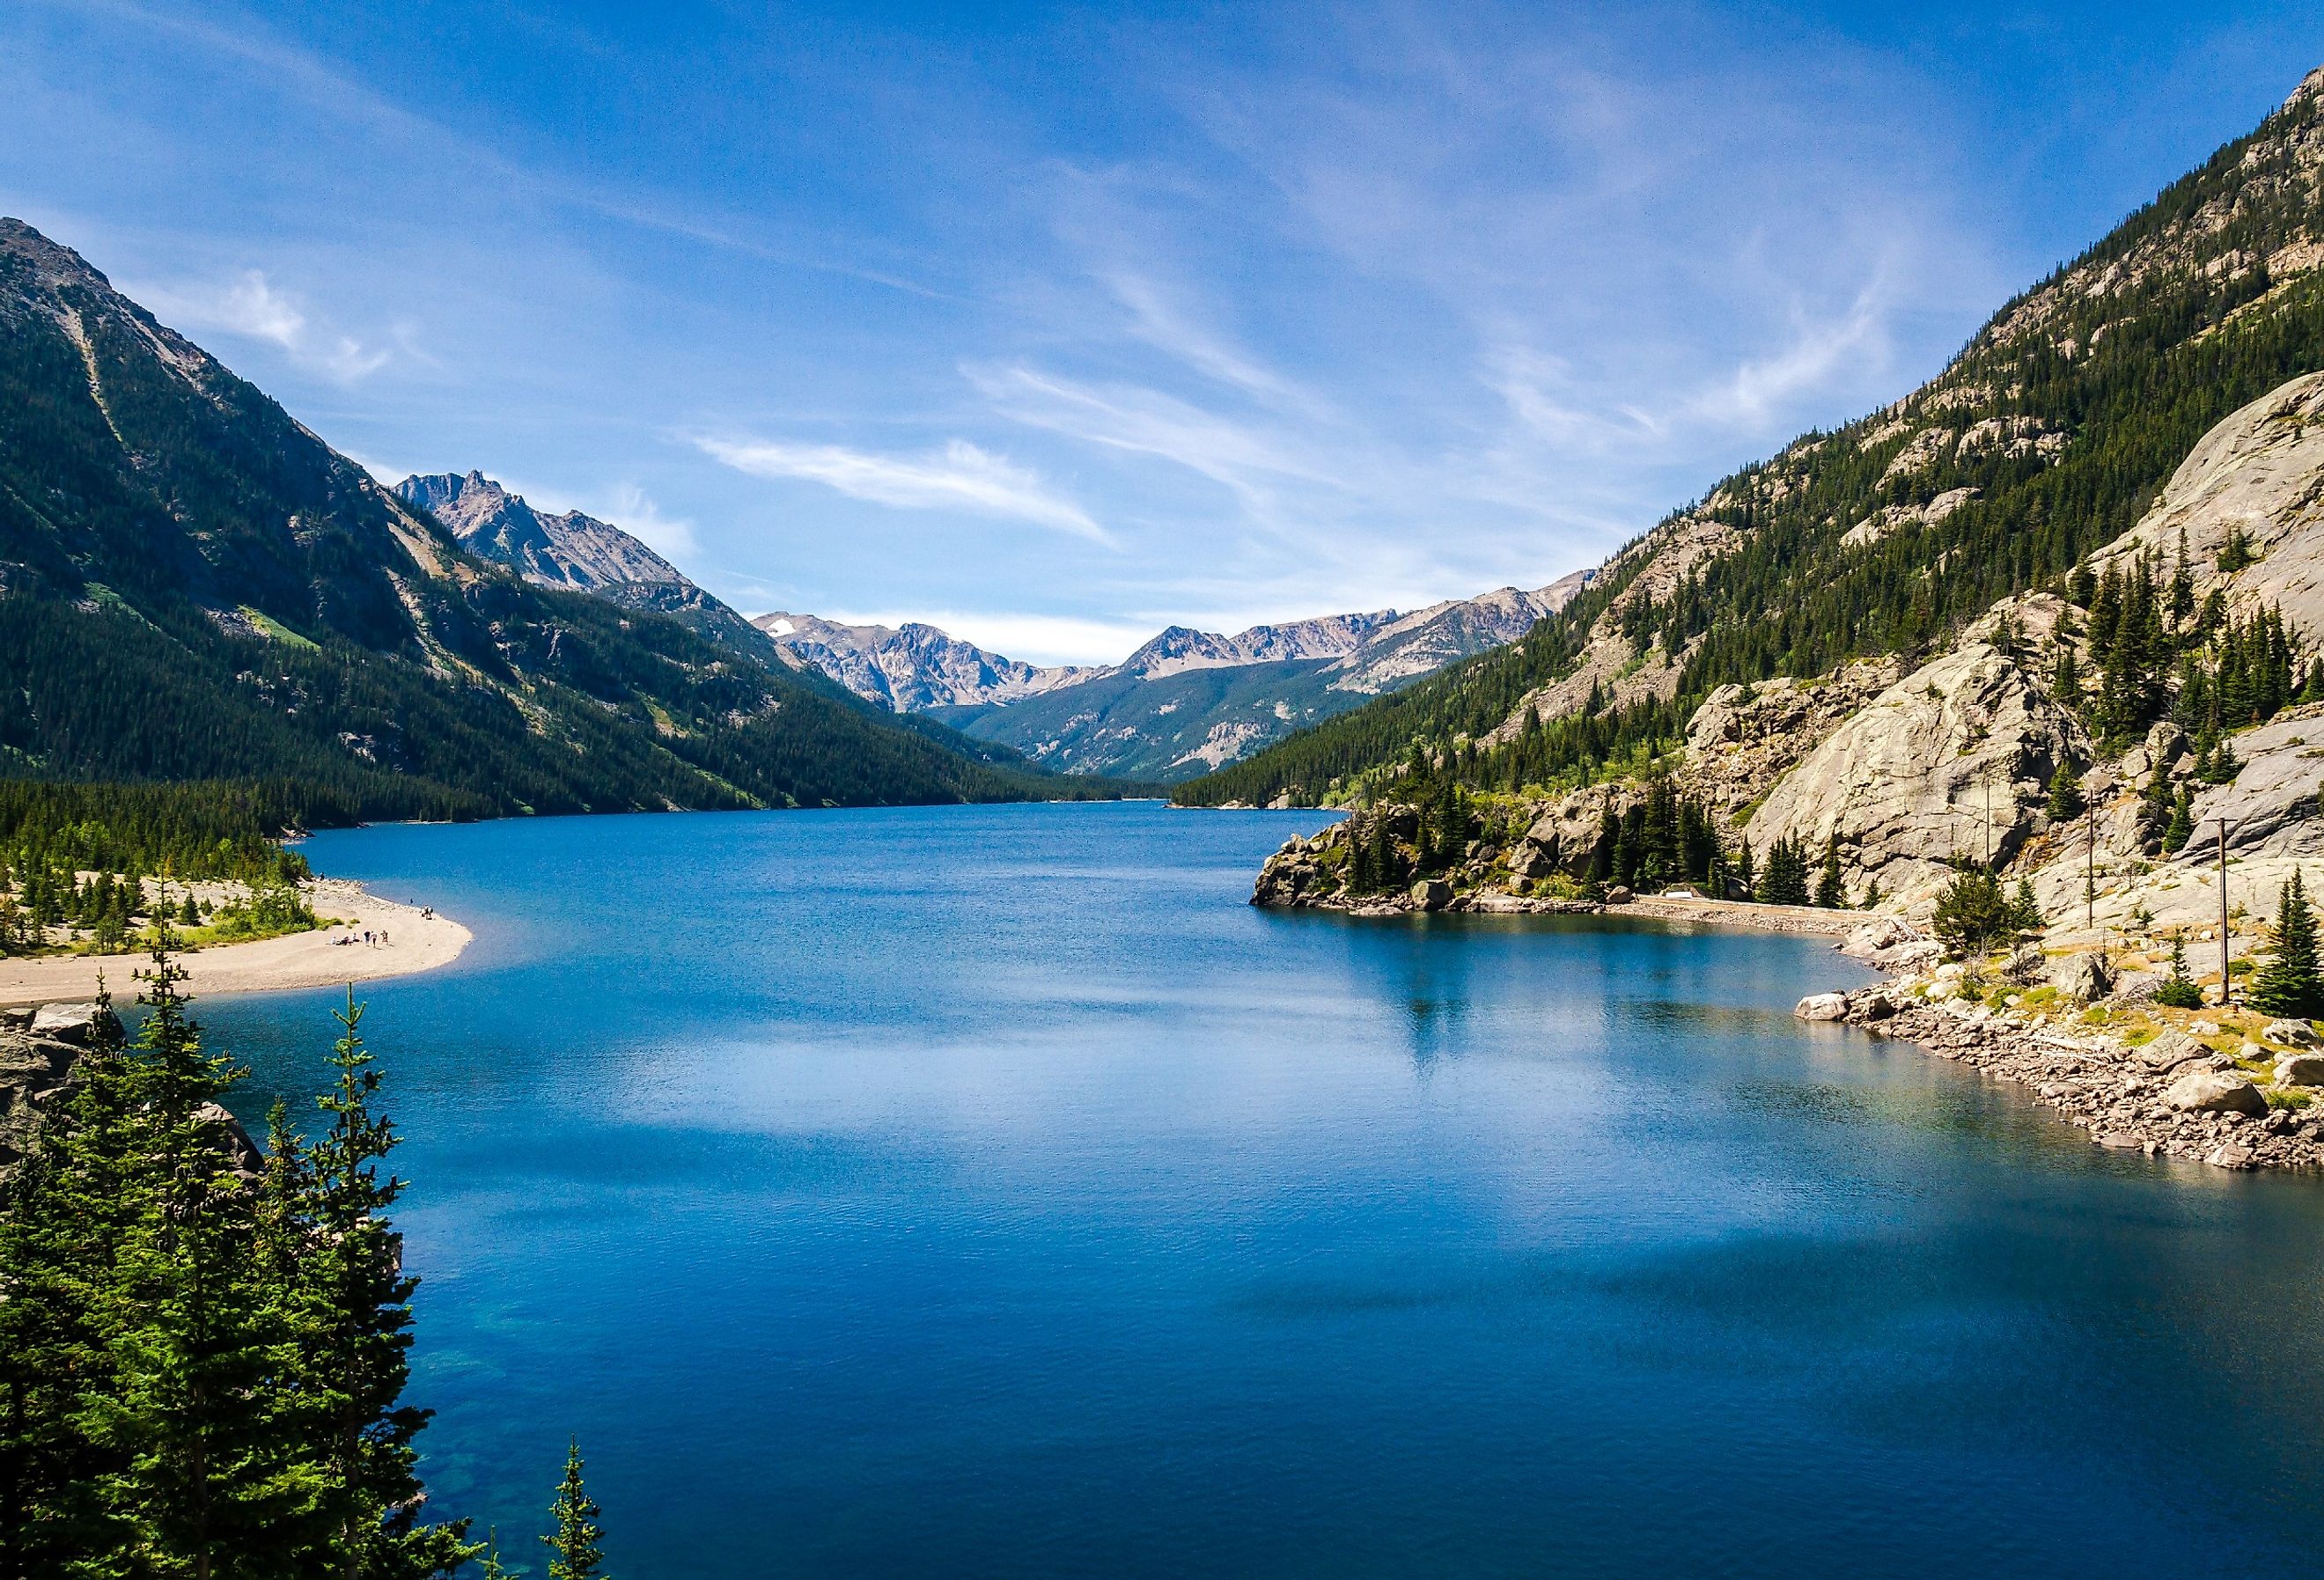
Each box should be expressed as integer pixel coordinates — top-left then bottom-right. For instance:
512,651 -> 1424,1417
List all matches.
2085,797 -> 2095,930
2216,814 -> 2232,1005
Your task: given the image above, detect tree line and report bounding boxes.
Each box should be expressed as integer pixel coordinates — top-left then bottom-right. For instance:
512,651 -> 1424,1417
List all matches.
0,941 -> 619,1578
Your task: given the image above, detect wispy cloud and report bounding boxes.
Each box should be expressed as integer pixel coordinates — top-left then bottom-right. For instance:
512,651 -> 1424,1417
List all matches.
698,436 -> 1111,545
129,269 -> 390,382
600,484 -> 700,560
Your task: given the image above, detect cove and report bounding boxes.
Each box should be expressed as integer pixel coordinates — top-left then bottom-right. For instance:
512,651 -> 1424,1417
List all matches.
198,802 -> 2324,1577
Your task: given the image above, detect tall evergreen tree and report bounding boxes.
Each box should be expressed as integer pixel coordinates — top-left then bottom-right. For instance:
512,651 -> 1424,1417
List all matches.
2157,930 -> 2204,1010
1813,834 -> 1844,908
2248,870 -> 2324,1019
0,987 -> 133,1575
541,1443 -> 606,1580
305,991 -> 475,1579
1755,836 -> 1810,906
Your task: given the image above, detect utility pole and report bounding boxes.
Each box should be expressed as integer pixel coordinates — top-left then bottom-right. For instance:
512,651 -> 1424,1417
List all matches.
2215,814 -> 2233,1005
1983,767 -> 1994,868
2085,795 -> 2096,930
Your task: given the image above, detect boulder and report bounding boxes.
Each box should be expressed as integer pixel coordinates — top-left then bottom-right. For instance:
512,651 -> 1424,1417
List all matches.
1855,991 -> 1897,1021
2161,1069 -> 2269,1116
1508,843 -> 1552,881
2050,954 -> 2114,1004
2136,1031 -> 2204,1072
1795,992 -> 1850,1021
2003,944 -> 2048,985
1408,879 -> 1452,913
29,1003 -> 106,1046
1840,917 -> 1914,959
2205,1142 -> 2257,1170
2276,1053 -> 2324,1087
1603,886 -> 1634,905
2264,1018 -> 2320,1047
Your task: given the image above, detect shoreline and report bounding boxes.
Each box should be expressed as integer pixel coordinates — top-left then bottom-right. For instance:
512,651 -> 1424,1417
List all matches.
0,878 -> 470,1008
1261,877 -> 2324,1172
1794,959 -> 2324,1172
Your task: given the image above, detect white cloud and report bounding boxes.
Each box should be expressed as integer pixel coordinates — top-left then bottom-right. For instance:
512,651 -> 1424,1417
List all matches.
600,484 -> 701,560
128,268 -> 389,382
698,436 -> 1111,544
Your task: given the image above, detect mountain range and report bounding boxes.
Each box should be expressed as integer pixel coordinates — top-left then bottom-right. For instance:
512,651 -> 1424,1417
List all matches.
753,570 -> 1592,781
0,218 -> 1106,820
1210,64 -> 2324,922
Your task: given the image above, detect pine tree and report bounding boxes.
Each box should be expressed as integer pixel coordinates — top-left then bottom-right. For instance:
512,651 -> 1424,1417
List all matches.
1932,870 -> 2013,955
0,988 -> 134,1573
1813,834 -> 1844,908
2247,870 -> 2324,1019
1347,817 -> 1375,894
82,937 -> 328,1576
1755,836 -> 1810,906
2011,878 -> 2045,932
541,1441 -> 606,1580
2157,931 -> 2204,1010
2162,786 -> 2195,854
305,990 -> 475,1578
2046,768 -> 2085,821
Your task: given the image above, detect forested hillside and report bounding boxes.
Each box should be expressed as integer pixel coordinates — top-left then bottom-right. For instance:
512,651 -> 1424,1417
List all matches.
1180,66 -> 2324,809
0,219 -> 1100,822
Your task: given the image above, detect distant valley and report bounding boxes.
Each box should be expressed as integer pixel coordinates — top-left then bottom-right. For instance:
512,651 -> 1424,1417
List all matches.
753,572 -> 1592,781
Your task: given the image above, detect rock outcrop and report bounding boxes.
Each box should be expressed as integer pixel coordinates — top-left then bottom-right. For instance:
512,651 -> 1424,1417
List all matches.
1740,594 -> 2085,908
0,1004 -> 112,1184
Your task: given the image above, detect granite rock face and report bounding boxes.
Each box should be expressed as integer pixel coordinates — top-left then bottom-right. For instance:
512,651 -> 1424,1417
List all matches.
1740,595 -> 2085,909
0,1006 -> 114,1184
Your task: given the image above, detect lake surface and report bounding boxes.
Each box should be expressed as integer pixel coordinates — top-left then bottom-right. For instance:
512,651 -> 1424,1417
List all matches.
198,803 -> 2324,1577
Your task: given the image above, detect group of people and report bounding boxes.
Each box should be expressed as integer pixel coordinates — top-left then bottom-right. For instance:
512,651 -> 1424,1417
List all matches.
333,928 -> 390,948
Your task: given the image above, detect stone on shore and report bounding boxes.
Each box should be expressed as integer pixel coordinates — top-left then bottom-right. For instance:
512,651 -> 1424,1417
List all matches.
2050,954 -> 2114,1004
29,1003 -> 104,1045
1408,879 -> 1452,912
2161,1069 -> 2269,1116
2136,1031 -> 2203,1071
2275,1052 -> 2324,1087
1795,992 -> 1850,1021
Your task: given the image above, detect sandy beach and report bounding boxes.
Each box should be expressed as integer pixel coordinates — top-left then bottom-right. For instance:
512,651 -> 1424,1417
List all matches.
0,878 -> 470,1008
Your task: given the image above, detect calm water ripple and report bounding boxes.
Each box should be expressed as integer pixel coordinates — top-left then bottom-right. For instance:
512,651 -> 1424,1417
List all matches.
193,803 -> 2324,1577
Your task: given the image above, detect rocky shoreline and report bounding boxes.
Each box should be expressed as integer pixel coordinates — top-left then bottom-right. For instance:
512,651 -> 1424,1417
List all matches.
1799,924 -> 2324,1172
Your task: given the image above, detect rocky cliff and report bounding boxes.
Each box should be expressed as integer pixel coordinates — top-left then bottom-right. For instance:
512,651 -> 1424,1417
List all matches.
1187,63 -> 2324,814
395,472 -> 690,596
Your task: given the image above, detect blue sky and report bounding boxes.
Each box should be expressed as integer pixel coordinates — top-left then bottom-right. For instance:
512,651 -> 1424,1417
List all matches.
4,3 -> 2321,663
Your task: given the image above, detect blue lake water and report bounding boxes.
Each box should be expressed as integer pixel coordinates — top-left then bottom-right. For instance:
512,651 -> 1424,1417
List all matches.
195,802 -> 2324,1576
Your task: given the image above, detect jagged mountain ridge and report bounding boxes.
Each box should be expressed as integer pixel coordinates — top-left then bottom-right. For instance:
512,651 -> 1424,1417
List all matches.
395,471 -> 688,594
0,217 -> 1092,817
752,612 -> 1098,711
761,570 -> 1592,780
1184,64 -> 2324,811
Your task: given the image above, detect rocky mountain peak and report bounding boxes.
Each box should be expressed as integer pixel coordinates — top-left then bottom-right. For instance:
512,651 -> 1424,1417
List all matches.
393,471 -> 689,595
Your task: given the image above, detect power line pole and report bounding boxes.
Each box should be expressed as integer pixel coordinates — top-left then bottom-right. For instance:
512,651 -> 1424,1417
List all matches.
2215,813 -> 2233,1006
2085,794 -> 2096,930
1983,767 -> 1994,868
